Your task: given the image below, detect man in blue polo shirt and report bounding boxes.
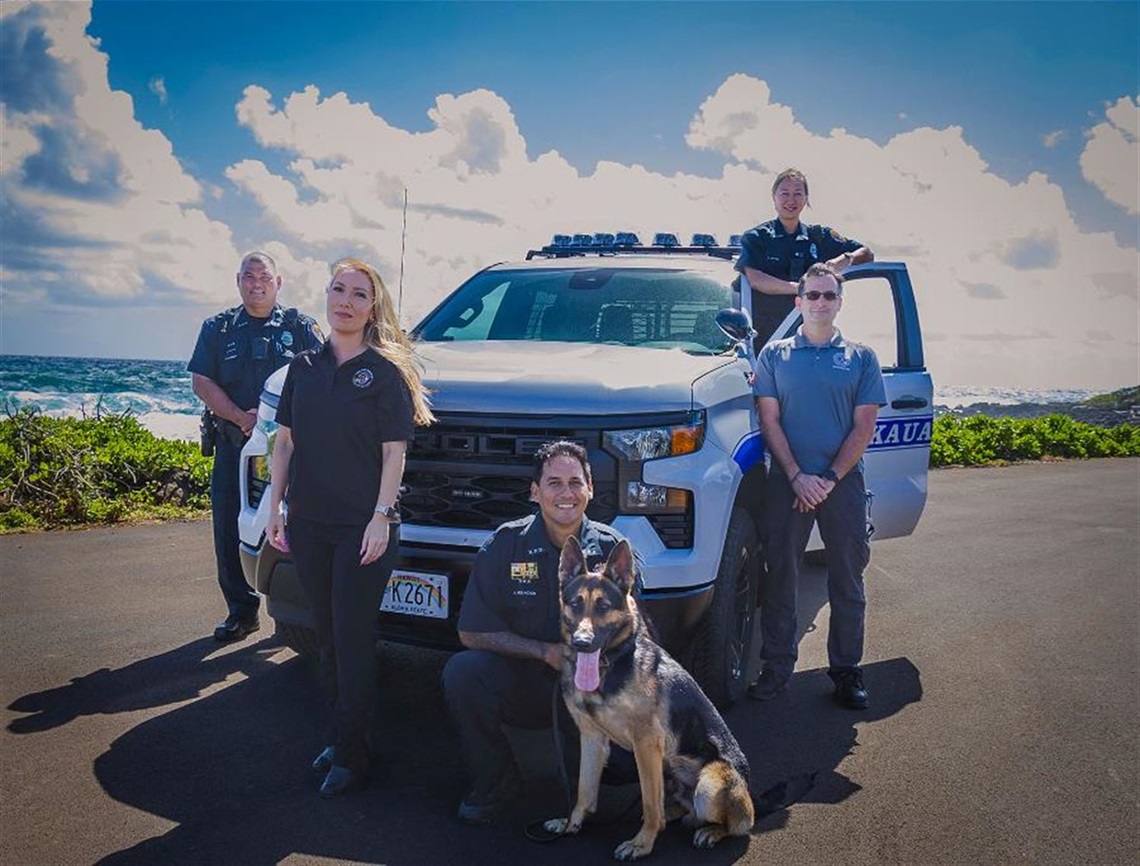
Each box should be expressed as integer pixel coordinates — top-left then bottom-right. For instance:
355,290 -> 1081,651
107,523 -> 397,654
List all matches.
748,262 -> 886,710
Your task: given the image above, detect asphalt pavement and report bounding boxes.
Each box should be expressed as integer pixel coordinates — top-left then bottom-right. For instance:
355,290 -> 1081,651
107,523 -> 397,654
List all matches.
1,459 -> 1137,866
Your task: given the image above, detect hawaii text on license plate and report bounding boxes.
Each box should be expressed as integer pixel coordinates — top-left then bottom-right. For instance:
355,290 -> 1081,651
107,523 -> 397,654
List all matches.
380,569 -> 448,619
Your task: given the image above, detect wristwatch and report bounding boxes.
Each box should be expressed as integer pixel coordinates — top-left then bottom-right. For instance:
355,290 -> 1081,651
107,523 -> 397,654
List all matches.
820,468 -> 840,483
373,504 -> 400,521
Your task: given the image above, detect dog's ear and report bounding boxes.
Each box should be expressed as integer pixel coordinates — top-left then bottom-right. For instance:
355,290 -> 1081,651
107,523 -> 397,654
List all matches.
559,535 -> 585,588
604,540 -> 637,596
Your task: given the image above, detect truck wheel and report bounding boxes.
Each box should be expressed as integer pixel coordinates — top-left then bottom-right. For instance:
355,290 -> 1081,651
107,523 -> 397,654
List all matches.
689,507 -> 759,708
276,621 -> 319,660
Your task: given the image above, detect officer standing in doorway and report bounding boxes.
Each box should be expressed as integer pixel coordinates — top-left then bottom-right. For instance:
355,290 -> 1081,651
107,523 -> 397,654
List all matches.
189,251 -> 322,642
736,167 -> 873,348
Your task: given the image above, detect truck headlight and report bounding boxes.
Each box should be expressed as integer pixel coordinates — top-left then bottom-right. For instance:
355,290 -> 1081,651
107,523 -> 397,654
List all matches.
604,413 -> 703,513
250,421 -> 278,484
604,417 -> 704,461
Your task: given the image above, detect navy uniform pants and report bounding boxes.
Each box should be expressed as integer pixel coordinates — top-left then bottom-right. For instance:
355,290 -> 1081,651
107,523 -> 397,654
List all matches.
442,649 -> 639,801
759,469 -> 870,679
210,438 -> 259,620
289,516 -> 398,773
442,650 -> 564,800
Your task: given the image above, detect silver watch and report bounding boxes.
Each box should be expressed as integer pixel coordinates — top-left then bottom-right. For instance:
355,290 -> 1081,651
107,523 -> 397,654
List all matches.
373,504 -> 400,521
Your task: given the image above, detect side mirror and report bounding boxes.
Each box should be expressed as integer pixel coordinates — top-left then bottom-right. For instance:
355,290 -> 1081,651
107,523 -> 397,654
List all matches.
715,308 -> 754,343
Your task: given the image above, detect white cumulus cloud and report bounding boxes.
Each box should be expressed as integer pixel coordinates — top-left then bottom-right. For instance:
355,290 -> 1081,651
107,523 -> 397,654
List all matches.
1080,95 -> 1139,215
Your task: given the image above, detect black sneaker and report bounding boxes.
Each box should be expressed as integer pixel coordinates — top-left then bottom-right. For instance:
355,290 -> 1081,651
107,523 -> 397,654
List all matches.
457,765 -> 522,826
213,614 -> 260,642
747,668 -> 790,701
831,668 -> 869,710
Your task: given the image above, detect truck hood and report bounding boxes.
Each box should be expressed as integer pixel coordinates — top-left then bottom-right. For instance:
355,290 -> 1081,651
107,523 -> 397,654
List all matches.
260,341 -> 739,415
418,341 -> 735,415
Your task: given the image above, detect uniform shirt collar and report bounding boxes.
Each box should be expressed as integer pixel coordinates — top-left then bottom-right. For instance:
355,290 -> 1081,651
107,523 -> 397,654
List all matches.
791,326 -> 846,349
316,340 -> 378,368
773,219 -> 809,241
522,513 -> 595,558
233,304 -> 283,328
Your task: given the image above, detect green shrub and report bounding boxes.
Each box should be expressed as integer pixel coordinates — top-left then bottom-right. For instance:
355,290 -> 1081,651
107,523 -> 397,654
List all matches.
930,414 -> 1140,467
0,407 -> 212,531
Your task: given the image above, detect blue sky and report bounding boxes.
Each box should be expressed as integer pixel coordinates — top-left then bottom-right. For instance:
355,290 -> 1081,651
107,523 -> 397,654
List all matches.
1,0 -> 1137,389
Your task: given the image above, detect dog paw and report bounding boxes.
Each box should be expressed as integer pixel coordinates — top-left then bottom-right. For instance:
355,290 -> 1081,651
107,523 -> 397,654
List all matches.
613,838 -> 652,860
543,817 -> 579,836
692,824 -> 728,849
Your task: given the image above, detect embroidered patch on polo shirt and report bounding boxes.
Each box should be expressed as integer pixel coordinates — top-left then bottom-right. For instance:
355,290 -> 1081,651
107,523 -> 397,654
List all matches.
510,562 -> 539,582
832,352 -> 852,370
352,368 -> 373,388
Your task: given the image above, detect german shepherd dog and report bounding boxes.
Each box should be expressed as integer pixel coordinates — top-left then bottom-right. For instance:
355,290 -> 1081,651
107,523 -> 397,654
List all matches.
543,537 -> 755,860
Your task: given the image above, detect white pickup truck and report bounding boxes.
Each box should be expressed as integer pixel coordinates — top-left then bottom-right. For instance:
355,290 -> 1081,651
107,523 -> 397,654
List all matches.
238,238 -> 932,706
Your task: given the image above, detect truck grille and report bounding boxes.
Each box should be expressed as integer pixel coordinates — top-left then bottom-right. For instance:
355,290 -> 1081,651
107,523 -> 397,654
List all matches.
402,420 -> 691,546
248,417 -> 694,547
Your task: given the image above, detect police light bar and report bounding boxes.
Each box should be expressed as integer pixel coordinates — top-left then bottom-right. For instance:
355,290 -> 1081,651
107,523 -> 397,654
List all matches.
728,234 -> 743,248
528,231 -> 740,259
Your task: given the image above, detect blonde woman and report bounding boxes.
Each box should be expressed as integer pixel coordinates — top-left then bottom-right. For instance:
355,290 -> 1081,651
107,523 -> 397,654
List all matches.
267,257 -> 434,797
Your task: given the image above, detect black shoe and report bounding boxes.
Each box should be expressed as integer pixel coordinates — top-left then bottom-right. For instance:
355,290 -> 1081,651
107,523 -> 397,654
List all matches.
319,764 -> 363,798
831,668 -> 869,710
214,614 -> 260,642
457,765 -> 522,826
311,746 -> 335,775
747,668 -> 790,701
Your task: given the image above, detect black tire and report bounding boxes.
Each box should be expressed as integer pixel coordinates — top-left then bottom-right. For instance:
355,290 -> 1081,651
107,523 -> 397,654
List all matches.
689,507 -> 760,709
803,548 -> 827,567
276,621 -> 319,660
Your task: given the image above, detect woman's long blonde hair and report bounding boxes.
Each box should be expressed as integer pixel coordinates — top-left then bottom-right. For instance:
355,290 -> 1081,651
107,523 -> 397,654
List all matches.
330,257 -> 435,426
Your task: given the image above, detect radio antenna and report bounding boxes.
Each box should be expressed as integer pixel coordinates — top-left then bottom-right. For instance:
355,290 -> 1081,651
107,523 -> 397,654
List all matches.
398,187 -> 408,319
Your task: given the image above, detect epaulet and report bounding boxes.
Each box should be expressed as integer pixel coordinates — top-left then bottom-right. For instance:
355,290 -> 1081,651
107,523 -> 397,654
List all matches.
806,224 -> 826,245
280,306 -> 302,324
211,306 -> 243,334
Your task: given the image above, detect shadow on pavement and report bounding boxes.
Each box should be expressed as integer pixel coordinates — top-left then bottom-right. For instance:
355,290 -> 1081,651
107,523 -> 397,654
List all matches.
83,625 -> 920,866
6,636 -> 285,734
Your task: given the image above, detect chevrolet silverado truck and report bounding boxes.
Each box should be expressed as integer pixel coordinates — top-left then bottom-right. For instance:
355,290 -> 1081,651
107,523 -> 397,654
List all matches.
238,236 -> 932,706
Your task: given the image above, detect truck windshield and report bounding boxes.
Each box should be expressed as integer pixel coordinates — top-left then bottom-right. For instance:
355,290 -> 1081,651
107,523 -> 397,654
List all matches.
414,266 -> 735,355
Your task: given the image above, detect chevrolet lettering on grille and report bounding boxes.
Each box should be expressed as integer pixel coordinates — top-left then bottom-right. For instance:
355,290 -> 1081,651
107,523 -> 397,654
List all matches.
451,487 -> 486,500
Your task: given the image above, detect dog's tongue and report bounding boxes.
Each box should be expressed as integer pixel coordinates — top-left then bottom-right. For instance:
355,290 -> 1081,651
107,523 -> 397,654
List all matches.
574,649 -> 601,692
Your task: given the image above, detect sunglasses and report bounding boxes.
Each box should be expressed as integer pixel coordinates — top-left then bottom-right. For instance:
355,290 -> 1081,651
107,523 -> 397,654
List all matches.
801,290 -> 840,301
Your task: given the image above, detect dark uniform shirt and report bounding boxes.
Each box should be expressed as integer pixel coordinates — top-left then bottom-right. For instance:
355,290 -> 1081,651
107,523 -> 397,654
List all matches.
276,343 -> 415,526
188,304 -> 322,412
735,219 -> 863,343
275,341 -> 414,524
458,514 -> 631,644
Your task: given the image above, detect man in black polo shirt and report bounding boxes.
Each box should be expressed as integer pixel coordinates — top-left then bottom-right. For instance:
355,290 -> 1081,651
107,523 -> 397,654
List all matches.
442,440 -> 637,825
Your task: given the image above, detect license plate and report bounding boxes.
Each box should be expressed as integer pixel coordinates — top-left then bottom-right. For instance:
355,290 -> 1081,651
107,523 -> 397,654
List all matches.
380,569 -> 448,619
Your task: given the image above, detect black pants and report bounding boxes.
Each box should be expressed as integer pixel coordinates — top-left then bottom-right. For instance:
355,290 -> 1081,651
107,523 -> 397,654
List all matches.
210,438 -> 258,619
441,649 -> 638,800
759,470 -> 870,678
289,516 -> 398,772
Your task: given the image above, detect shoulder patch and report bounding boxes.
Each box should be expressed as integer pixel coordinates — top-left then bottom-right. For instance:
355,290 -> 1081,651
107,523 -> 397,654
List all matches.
828,228 -> 847,243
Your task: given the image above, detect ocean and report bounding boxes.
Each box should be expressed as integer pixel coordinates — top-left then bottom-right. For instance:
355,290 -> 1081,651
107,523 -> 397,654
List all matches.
0,354 -> 1103,442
